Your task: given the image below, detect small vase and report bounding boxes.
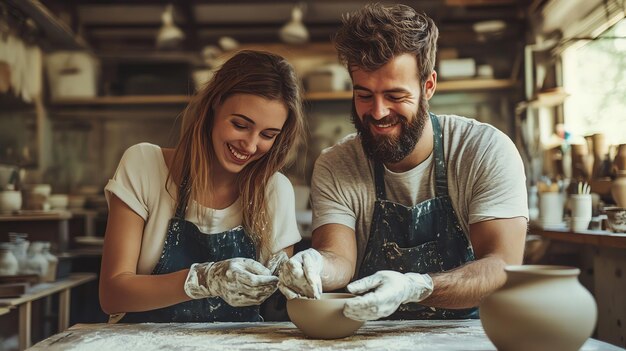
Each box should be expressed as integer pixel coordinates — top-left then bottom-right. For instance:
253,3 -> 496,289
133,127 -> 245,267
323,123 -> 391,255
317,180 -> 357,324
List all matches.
611,171 -> 626,208
0,243 -> 19,276
10,235 -> 29,274
24,241 -> 49,277
480,265 -> 597,351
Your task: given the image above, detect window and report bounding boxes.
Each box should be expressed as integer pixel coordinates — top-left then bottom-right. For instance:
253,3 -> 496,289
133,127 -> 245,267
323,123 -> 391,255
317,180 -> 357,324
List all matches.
562,18 -> 626,145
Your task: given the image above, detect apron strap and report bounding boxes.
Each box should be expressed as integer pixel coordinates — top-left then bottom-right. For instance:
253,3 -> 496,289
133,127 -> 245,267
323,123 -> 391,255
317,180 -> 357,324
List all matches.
430,113 -> 449,197
373,113 -> 448,199
174,177 -> 190,219
374,161 -> 387,200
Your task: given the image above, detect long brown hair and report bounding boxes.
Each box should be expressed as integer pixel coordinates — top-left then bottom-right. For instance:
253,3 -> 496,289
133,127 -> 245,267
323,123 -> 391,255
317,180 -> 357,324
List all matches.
333,3 -> 439,85
168,50 -> 305,260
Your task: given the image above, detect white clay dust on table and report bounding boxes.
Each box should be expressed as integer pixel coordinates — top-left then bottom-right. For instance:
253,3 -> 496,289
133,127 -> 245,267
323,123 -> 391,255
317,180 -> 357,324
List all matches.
31,321 -> 497,351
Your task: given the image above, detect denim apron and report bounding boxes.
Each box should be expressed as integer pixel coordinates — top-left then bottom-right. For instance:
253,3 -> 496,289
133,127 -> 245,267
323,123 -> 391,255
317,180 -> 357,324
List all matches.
357,113 -> 478,320
120,179 -> 261,323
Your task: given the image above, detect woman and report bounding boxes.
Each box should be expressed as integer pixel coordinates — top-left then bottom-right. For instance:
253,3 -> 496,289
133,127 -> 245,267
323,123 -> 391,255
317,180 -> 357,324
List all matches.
99,50 -> 306,323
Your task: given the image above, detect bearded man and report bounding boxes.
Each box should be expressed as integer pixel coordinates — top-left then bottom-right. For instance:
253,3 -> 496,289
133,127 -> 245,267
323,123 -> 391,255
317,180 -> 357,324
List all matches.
278,3 -> 528,321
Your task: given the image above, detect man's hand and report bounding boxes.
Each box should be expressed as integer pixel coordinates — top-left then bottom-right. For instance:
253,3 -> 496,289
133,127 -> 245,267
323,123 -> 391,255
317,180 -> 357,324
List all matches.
344,271 -> 433,321
277,248 -> 323,299
184,257 -> 278,307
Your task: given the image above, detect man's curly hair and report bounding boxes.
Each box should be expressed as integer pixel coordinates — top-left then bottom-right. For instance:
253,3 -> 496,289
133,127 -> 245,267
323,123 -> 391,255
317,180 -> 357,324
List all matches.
333,3 -> 439,85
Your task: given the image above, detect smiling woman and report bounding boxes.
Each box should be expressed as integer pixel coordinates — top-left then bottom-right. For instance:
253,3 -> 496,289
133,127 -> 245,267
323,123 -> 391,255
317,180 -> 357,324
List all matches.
212,94 -> 288,175
99,50 -> 306,323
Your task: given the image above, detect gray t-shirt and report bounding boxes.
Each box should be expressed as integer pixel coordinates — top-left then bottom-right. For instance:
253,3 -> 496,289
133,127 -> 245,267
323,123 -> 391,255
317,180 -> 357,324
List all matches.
311,114 -> 528,274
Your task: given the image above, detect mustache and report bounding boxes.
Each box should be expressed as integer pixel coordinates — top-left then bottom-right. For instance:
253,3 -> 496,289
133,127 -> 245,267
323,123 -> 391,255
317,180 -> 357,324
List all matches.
362,113 -> 405,126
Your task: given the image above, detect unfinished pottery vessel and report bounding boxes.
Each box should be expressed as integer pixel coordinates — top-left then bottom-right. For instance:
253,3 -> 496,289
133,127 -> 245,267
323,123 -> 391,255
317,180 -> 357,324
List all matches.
480,265 -> 596,351
611,171 -> 626,208
287,293 -> 364,339
604,206 -> 626,232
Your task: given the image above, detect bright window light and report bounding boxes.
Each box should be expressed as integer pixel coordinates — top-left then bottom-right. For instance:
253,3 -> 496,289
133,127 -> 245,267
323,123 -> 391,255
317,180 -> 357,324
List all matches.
562,18 -> 626,145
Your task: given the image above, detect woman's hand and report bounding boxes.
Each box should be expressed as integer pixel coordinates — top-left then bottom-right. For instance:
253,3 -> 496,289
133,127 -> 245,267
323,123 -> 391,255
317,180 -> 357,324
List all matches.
184,257 -> 279,307
277,248 -> 324,299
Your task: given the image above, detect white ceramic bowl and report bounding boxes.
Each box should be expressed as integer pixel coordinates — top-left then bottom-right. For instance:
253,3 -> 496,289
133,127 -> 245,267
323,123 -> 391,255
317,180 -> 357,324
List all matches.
0,190 -> 22,212
604,207 -> 626,232
49,194 -> 69,209
68,195 -> 87,209
286,293 -> 364,339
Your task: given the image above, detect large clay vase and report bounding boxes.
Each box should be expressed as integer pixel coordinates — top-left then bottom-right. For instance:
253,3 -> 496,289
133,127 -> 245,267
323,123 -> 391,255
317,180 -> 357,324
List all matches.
592,133 -> 608,179
614,144 -> 626,172
480,265 -> 597,351
571,143 -> 591,181
611,171 -> 626,208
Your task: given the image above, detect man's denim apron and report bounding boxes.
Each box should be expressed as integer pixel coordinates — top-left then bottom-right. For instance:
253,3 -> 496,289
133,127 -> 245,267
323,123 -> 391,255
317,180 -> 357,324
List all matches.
357,113 -> 478,319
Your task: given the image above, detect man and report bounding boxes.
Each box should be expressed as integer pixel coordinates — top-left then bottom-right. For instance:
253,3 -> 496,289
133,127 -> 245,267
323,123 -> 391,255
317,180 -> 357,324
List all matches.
278,3 -> 528,321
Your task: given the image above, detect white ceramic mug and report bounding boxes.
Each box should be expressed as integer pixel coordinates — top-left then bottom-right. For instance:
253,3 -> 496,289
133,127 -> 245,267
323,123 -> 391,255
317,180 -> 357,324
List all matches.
539,192 -> 564,227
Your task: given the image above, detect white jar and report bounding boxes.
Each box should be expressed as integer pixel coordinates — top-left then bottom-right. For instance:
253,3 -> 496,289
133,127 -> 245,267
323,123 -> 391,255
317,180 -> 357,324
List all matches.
9,235 -> 29,274
24,241 -> 49,277
0,243 -> 19,275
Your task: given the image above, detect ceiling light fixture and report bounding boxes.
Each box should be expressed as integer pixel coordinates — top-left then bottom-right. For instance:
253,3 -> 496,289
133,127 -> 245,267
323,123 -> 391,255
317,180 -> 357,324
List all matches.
156,4 -> 185,50
280,4 -> 309,45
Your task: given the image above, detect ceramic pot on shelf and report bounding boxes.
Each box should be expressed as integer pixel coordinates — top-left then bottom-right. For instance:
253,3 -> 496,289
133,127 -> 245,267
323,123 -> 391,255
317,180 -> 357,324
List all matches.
570,143 -> 592,181
0,243 -> 19,276
24,241 -> 49,277
592,133 -> 607,176
480,265 -> 596,351
614,144 -> 626,172
611,170 -> 626,208
9,234 -> 29,274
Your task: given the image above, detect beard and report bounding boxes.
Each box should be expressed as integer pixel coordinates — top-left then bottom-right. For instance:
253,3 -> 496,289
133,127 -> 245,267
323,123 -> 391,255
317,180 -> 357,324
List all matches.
352,95 -> 429,164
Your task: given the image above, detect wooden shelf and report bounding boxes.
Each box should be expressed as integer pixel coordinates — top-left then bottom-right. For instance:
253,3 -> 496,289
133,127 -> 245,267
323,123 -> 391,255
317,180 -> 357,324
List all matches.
305,91 -> 353,101
531,226 -> 626,249
436,78 -> 516,92
51,95 -> 191,106
51,79 -> 516,107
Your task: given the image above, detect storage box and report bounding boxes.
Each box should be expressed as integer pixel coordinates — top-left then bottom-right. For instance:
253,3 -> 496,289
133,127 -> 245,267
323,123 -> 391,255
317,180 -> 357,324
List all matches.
438,58 -> 476,79
304,64 -> 351,92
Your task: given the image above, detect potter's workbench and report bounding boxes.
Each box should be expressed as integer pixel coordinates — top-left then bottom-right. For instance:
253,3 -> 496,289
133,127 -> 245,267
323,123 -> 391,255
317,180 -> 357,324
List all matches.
29,320 -> 623,350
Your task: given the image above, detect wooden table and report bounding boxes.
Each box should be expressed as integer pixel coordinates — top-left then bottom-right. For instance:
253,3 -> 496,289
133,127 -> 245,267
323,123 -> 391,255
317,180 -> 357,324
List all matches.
28,320 -> 624,350
0,273 -> 97,350
536,227 -> 626,249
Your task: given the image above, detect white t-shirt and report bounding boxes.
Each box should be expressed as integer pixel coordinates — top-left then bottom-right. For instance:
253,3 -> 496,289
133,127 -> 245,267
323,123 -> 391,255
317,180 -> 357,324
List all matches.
311,114 -> 528,273
104,143 -> 301,274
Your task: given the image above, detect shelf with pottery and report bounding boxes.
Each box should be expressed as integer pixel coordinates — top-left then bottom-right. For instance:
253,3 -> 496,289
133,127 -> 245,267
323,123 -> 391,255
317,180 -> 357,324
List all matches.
0,210 -> 73,253
48,78 -> 517,107
0,210 -> 72,222
0,273 -> 97,350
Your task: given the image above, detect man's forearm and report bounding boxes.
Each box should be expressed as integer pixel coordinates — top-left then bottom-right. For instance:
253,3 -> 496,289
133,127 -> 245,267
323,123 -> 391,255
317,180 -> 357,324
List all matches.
421,255 -> 507,309
319,250 -> 354,291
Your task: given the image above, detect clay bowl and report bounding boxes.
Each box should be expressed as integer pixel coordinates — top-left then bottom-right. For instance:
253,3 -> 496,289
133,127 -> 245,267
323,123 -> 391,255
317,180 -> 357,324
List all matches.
604,206 -> 626,232
286,292 -> 364,339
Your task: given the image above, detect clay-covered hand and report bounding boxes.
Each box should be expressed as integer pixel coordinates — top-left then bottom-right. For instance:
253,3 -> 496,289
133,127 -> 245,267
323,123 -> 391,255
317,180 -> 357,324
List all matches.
343,271 -> 433,321
277,248 -> 323,300
266,251 -> 289,276
183,257 -> 279,307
